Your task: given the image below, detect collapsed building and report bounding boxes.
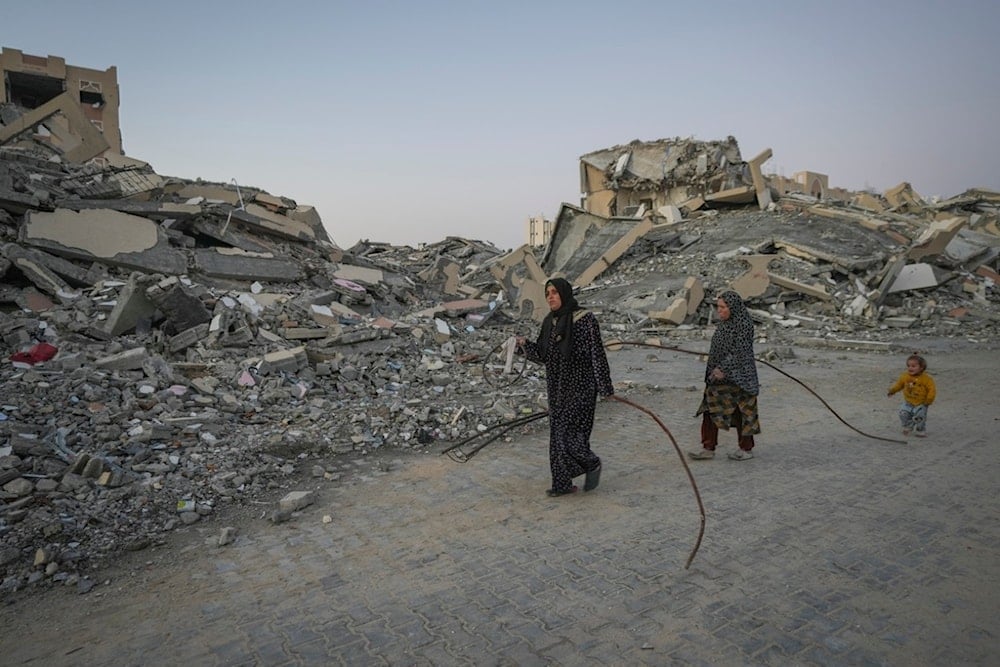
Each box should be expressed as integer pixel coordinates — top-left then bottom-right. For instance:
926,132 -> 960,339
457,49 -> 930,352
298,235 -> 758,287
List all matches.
1,49 -> 998,598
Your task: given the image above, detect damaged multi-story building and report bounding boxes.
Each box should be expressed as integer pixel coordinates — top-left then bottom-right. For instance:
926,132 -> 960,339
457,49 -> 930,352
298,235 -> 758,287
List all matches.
1,47 -> 121,163
578,136 -> 774,218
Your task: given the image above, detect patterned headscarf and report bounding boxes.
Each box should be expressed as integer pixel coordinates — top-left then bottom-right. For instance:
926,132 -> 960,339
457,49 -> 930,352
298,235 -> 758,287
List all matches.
706,290 -> 759,394
537,277 -> 581,360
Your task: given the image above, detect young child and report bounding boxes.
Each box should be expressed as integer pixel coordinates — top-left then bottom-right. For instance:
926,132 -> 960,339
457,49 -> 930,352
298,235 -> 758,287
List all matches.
887,353 -> 936,437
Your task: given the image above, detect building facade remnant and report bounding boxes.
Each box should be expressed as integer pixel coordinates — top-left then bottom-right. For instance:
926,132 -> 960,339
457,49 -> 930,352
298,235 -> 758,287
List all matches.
1,47 -> 121,159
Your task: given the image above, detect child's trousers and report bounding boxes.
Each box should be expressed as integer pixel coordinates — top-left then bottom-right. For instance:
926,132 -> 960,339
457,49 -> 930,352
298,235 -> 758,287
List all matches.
898,402 -> 928,433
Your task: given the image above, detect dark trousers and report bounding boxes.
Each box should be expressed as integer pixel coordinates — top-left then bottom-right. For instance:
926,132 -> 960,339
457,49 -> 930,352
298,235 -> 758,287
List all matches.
701,412 -> 755,452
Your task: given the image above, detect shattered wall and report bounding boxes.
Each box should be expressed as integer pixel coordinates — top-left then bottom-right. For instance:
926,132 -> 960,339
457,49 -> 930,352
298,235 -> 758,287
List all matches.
1,47 -> 122,158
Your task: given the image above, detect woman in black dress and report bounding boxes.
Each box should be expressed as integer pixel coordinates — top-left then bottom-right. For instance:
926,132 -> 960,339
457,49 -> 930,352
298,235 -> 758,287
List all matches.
517,278 -> 614,496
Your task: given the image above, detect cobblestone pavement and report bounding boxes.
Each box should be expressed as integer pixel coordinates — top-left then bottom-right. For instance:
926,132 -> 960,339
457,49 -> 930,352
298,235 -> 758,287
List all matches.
3,346 -> 999,665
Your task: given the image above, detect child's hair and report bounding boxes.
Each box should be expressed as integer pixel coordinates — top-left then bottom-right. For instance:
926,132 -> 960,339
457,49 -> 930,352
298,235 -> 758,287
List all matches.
907,352 -> 927,371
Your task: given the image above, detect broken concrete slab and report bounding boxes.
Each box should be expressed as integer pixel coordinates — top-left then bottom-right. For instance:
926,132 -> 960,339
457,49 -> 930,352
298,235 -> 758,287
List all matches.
2,245 -> 92,286
541,204 -> 654,288
748,148 -> 773,210
704,185 -> 756,205
333,264 -> 384,286
0,92 -> 109,162
175,183 -> 243,206
489,245 -> 548,321
732,255 -> 776,299
145,277 -> 212,333
23,209 -> 187,275
1,243 -> 76,300
767,272 -> 832,301
884,182 -> 925,211
57,199 -> 201,220
684,276 -> 704,315
230,204 -> 316,243
888,263 -> 939,293
104,275 -> 159,336
442,299 -> 490,317
192,248 -> 303,282
189,218 -> 273,253
94,347 -> 148,371
259,346 -> 308,374
169,323 -> 210,353
908,217 -> 965,261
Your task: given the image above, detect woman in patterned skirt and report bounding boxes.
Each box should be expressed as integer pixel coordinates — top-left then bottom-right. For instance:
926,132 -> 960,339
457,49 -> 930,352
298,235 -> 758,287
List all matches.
517,278 -> 614,496
688,290 -> 761,461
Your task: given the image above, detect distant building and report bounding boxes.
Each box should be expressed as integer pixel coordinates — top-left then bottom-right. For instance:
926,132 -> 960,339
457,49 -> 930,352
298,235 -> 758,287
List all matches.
767,170 -> 849,202
1,46 -> 122,159
526,214 -> 551,247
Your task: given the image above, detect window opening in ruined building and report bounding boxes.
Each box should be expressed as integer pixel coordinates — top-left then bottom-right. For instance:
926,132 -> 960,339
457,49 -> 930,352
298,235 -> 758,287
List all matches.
80,90 -> 105,107
6,71 -> 64,108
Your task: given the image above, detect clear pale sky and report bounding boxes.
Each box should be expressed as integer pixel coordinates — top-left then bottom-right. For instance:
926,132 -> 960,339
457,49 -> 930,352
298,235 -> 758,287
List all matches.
5,0 -> 999,250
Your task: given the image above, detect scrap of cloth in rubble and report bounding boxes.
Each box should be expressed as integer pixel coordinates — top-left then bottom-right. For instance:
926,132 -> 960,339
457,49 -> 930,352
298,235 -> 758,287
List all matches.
9,342 -> 58,365
522,282 -> 614,492
696,291 -> 760,436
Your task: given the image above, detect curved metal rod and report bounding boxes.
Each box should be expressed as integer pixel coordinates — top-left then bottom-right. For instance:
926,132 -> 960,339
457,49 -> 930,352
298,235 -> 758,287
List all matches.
439,411 -> 549,462
606,340 -> 906,445
607,395 -> 705,570
481,337 -> 530,390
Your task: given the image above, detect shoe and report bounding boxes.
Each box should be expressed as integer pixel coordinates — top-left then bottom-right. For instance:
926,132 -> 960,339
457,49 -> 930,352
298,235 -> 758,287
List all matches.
688,448 -> 715,460
902,428 -> 911,436
546,485 -> 578,497
914,431 -> 927,438
584,463 -> 602,492
728,449 -> 754,461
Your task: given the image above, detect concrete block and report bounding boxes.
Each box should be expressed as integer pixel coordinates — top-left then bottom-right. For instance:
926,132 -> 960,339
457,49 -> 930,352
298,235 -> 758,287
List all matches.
333,264 -> 384,285
261,346 -> 307,374
279,490 -> 315,512
105,276 -> 158,336
169,324 -> 210,353
657,205 -> 683,224
683,276 -> 704,316
149,283 -> 212,332
909,217 -> 965,261
434,318 -> 451,343
94,347 -> 148,371
442,299 -> 489,317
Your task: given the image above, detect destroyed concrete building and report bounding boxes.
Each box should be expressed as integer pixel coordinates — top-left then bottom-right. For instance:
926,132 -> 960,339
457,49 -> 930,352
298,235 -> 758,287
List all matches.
1,50 -> 998,599
579,136 -> 775,219
1,47 -> 122,163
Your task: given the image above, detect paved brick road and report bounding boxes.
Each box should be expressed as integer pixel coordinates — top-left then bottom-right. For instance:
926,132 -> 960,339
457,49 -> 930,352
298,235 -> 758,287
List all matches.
3,346 -> 998,665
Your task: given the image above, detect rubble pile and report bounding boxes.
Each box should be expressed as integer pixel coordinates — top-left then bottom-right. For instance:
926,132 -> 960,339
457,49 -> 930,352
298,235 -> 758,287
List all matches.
1,121 -> 998,599
596,199 -> 1000,343
0,136 -> 539,596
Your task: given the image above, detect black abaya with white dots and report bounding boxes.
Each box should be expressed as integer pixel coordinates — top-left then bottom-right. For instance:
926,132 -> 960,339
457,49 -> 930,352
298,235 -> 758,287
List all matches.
522,311 -> 614,492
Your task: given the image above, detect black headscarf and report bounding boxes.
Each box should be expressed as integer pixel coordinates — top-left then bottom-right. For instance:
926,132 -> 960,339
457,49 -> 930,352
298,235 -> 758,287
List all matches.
537,277 -> 581,360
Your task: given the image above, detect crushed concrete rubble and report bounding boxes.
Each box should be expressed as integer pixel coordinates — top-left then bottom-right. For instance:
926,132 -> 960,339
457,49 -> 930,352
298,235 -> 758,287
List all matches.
2,110 -> 999,600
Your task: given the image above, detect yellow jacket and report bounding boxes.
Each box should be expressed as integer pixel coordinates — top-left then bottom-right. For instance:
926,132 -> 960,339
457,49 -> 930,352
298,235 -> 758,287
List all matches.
888,371 -> 936,406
